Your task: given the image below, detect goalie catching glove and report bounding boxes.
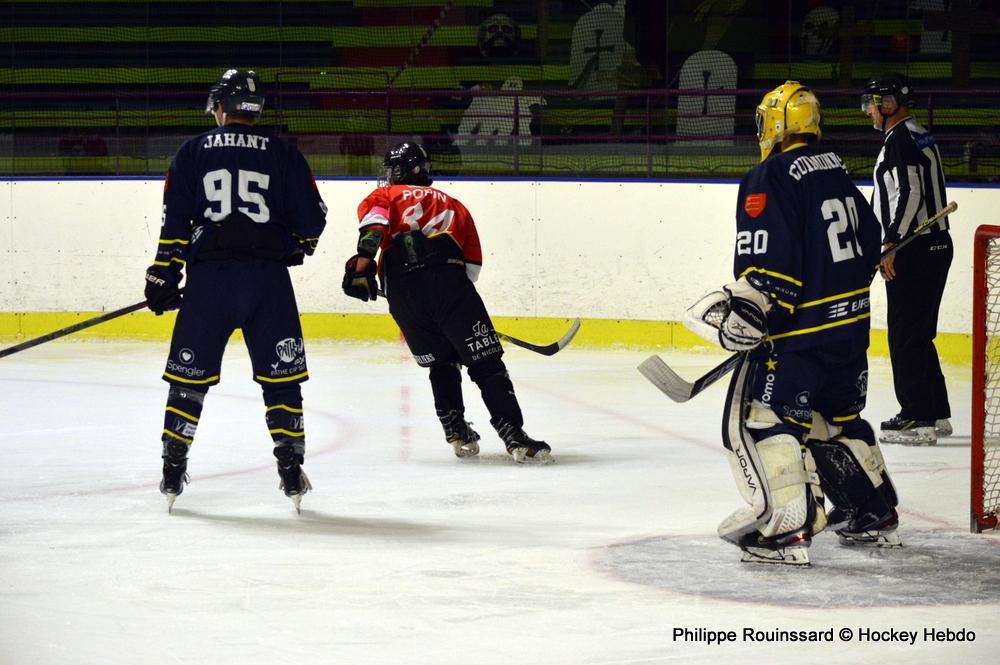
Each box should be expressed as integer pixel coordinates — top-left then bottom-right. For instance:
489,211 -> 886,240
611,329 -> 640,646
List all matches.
683,278 -> 770,352
342,255 -> 378,302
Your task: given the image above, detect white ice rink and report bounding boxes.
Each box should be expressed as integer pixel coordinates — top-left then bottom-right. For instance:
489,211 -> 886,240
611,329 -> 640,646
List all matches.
1,338 -> 997,665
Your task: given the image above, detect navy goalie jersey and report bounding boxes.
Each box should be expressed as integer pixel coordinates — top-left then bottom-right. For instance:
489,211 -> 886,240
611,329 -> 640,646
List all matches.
734,145 -> 881,352
154,124 -> 327,269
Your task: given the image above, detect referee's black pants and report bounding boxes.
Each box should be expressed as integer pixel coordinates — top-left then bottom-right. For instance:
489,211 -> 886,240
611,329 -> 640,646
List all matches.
885,231 -> 953,420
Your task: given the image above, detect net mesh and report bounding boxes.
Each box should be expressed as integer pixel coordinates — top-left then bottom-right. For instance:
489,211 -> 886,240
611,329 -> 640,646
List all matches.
981,238 -> 1000,526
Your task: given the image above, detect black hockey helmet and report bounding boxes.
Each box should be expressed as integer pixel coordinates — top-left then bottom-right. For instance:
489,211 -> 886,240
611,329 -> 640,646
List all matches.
205,69 -> 265,119
382,142 -> 432,186
860,73 -> 913,112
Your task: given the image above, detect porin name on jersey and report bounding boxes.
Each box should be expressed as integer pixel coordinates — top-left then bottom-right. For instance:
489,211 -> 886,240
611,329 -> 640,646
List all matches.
787,151 -> 845,181
202,133 -> 271,151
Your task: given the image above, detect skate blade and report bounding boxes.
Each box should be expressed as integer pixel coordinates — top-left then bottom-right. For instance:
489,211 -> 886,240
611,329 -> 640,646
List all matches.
879,438 -> 936,446
165,493 -> 177,514
291,493 -> 303,514
838,531 -> 902,548
449,440 -> 480,458
510,447 -> 554,464
740,546 -> 811,566
879,430 -> 936,446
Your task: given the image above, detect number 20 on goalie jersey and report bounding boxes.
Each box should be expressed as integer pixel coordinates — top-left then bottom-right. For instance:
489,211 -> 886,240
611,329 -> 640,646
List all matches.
734,145 -> 882,352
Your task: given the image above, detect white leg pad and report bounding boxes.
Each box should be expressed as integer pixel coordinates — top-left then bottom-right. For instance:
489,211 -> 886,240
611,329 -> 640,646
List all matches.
839,436 -> 890,491
718,431 -> 810,544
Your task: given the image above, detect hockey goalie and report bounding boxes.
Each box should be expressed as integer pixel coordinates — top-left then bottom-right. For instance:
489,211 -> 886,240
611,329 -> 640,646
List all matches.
683,82 -> 901,565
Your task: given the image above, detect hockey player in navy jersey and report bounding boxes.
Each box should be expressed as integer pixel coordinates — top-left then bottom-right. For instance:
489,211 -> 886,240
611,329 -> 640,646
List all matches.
144,69 -> 327,512
684,82 -> 900,565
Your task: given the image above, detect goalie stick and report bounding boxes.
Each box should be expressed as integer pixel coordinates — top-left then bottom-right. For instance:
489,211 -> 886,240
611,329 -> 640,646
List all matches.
638,351 -> 744,403
637,201 -> 960,402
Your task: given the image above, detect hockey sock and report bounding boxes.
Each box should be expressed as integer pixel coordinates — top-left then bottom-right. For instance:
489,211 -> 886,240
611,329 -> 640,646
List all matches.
469,359 -> 523,428
161,385 -> 207,455
263,385 -> 305,450
429,362 -> 465,413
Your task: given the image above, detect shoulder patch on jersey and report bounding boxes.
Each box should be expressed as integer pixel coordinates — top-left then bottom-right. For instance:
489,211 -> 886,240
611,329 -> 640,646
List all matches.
744,193 -> 767,218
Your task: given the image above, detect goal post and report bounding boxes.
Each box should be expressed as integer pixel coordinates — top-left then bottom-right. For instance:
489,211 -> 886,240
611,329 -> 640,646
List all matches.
972,224 -> 1000,532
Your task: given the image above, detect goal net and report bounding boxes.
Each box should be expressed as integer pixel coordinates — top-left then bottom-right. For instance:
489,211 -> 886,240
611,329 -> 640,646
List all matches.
972,225 -> 1000,532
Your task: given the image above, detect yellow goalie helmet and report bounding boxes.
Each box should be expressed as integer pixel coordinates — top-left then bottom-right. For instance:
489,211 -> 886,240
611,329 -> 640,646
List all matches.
755,81 -> 822,162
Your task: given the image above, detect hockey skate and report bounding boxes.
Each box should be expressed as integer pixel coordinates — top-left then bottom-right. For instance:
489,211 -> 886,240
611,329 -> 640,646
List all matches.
437,409 -> 481,458
738,529 -> 812,567
836,507 -> 901,548
879,415 -> 936,445
274,445 -> 312,513
935,419 -> 953,437
160,440 -> 190,514
492,418 -> 552,464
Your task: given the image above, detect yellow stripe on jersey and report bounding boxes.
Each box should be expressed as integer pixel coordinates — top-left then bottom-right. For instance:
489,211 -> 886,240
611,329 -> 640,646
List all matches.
256,371 -> 309,383
739,266 -> 803,287
831,414 -> 860,422
783,415 -> 812,429
158,238 -> 189,245
266,404 -> 303,414
798,287 -> 870,309
152,257 -> 186,267
771,296 -> 795,313
165,406 -> 199,422
768,313 -> 871,341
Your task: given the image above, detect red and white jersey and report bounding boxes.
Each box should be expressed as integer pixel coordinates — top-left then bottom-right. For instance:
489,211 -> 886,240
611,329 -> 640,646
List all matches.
356,184 -> 483,281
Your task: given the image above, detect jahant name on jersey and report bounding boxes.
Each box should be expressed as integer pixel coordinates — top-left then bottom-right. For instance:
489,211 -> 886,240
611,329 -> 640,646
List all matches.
202,133 -> 271,151
787,151 -> 846,181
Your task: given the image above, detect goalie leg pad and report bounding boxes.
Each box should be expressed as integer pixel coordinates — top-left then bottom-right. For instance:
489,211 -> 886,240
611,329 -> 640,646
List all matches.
718,363 -> 813,547
807,419 -> 899,539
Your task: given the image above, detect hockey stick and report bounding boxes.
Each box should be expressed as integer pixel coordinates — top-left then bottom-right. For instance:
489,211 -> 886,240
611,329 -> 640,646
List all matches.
497,318 -> 581,356
880,200 -> 957,260
0,299 -> 151,359
638,351 -> 744,403
374,287 -> 579,356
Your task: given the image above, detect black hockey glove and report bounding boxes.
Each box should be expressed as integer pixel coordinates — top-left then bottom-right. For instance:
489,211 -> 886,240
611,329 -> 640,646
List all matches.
342,255 -> 378,302
283,234 -> 310,267
144,265 -> 182,315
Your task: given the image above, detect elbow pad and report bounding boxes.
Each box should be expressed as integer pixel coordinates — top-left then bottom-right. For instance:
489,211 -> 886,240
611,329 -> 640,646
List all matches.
357,228 -> 384,260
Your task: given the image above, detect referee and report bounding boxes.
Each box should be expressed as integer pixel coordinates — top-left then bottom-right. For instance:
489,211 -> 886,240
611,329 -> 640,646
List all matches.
862,73 -> 952,445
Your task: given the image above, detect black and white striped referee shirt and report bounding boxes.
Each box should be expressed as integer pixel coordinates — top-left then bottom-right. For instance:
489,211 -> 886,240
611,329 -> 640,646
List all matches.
871,117 -> 950,243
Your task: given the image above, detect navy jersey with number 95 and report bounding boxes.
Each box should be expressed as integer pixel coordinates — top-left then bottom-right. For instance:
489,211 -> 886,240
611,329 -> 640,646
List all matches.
155,124 -> 327,268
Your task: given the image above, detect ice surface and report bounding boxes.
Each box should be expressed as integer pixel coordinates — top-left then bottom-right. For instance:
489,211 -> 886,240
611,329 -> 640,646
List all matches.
0,339 -> 996,664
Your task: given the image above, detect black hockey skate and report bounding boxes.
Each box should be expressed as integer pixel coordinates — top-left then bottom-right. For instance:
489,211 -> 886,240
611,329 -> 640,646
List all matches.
160,440 -> 190,514
835,507 -> 901,547
879,415 -> 936,445
492,418 -> 553,464
273,445 -> 312,513
437,409 -> 481,458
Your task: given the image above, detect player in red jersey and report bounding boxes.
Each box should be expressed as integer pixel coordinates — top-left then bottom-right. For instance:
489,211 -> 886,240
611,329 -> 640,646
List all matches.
342,142 -> 551,463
